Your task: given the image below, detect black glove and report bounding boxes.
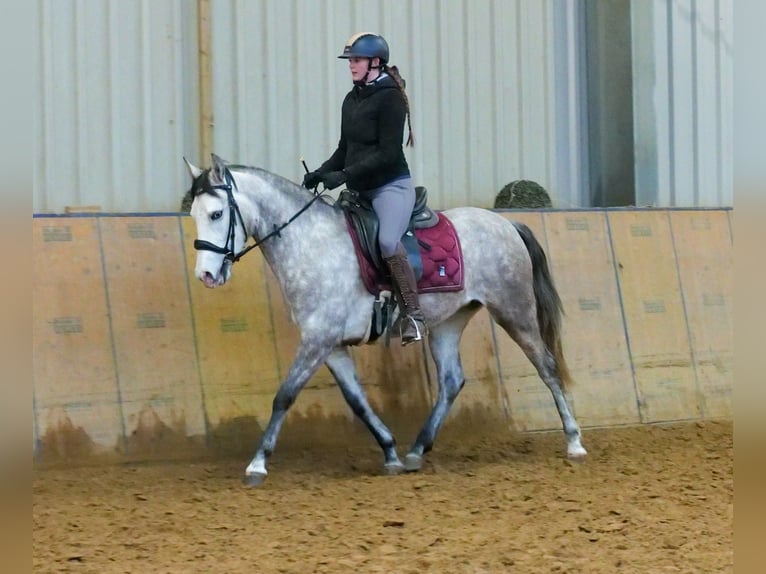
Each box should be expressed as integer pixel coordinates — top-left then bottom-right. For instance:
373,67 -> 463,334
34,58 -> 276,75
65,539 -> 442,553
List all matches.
321,170 -> 348,190
302,170 -> 322,189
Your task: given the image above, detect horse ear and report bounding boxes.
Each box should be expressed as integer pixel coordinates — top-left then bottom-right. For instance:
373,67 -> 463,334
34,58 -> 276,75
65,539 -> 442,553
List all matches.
210,153 -> 228,183
183,156 -> 203,179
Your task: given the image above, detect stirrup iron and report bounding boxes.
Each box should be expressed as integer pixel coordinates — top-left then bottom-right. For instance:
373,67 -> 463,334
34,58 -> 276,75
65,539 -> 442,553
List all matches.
400,315 -> 425,346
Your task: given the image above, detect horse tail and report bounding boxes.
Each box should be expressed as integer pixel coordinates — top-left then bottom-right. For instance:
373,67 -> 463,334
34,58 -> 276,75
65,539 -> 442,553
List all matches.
511,221 -> 572,389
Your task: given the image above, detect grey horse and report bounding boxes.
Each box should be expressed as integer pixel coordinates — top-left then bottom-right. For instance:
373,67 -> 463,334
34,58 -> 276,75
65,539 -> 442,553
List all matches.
184,154 -> 586,486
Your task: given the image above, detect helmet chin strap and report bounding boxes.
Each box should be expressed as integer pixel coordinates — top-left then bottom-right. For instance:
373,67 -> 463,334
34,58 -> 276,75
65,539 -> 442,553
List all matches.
354,59 -> 384,86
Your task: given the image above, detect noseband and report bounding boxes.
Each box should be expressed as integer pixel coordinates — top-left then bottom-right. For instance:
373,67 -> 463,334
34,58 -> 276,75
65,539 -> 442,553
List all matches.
193,166 -> 328,264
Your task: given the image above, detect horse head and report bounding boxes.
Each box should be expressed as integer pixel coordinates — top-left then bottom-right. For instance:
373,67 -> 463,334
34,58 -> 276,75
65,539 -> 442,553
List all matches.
183,154 -> 248,288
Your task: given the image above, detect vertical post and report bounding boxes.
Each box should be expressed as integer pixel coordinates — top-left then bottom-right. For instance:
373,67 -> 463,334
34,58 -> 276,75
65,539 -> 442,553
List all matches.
198,0 -> 213,162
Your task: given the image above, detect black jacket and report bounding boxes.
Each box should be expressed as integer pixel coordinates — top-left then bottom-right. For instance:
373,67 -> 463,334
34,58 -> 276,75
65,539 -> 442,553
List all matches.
319,75 -> 410,192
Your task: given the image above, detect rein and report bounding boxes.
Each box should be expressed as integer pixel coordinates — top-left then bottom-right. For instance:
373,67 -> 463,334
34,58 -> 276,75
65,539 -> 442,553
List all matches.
193,167 -> 327,263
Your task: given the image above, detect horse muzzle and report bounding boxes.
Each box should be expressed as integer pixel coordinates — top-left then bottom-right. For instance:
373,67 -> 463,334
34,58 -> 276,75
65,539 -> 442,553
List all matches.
197,258 -> 232,288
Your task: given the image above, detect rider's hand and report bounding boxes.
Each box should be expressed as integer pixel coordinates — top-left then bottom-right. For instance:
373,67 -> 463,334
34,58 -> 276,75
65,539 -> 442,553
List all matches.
302,170 -> 322,189
321,170 -> 348,190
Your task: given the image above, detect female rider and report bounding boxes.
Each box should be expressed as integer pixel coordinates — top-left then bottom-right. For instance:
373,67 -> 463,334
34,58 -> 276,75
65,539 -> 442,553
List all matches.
303,33 -> 425,345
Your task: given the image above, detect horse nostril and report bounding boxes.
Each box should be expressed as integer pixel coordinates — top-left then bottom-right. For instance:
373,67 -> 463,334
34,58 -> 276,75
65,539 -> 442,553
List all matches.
200,271 -> 219,289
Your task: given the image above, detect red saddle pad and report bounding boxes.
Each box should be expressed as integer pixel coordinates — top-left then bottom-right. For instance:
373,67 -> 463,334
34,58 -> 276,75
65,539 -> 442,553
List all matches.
346,212 -> 465,295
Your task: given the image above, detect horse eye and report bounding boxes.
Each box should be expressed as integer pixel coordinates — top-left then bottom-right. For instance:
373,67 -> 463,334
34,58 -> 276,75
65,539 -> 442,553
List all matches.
211,210 -> 223,221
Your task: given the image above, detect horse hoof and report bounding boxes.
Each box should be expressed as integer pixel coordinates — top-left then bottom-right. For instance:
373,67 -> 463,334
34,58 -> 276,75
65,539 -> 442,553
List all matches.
404,453 -> 423,472
567,447 -> 588,463
242,472 -> 267,487
383,461 -> 405,476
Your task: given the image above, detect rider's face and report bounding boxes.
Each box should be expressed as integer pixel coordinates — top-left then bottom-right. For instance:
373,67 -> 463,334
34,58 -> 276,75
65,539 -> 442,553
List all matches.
348,57 -> 380,83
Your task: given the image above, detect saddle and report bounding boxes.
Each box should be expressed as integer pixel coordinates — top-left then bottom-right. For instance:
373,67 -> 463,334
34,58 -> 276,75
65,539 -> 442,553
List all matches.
337,186 -> 464,345
335,186 -> 439,277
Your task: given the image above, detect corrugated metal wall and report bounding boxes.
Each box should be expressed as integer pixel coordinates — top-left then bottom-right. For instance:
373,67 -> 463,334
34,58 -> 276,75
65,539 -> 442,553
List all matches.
33,0 -> 200,213
209,0 -> 560,210
33,0 -> 733,213
632,0 -> 733,207
33,0 -> 567,212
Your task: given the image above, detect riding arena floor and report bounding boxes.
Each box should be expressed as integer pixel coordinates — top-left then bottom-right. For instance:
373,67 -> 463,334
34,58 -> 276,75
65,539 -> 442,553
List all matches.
33,419 -> 732,573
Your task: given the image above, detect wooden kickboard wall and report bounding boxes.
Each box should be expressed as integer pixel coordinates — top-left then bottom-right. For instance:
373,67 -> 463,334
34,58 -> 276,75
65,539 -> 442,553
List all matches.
33,209 -> 733,465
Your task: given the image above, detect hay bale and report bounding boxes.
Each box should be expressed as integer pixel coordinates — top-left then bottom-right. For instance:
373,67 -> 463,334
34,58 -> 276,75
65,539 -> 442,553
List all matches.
180,189 -> 194,213
494,180 -> 552,209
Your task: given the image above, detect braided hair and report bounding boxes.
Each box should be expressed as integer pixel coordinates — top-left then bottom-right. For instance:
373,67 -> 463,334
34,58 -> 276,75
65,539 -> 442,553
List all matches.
384,64 -> 414,147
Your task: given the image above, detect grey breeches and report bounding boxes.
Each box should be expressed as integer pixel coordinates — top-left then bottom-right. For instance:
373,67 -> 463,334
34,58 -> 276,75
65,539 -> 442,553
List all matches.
370,177 -> 416,259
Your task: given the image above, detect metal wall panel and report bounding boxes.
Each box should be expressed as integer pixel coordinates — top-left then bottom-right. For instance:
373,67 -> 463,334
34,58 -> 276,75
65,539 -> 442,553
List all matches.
33,1 -> 734,212
33,0 -> 200,213
632,0 -> 733,207
209,0 -> 562,210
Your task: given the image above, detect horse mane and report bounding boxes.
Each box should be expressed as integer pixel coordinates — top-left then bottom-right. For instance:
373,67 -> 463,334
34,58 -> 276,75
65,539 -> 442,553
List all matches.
191,170 -> 219,198
192,163 -> 334,214
228,165 -> 298,191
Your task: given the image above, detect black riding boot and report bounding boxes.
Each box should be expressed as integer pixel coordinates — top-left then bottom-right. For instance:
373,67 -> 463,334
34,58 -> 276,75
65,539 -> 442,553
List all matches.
384,246 -> 426,345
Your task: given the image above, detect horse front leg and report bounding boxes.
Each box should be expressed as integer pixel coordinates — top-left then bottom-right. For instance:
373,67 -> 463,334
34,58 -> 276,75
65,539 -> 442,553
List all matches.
243,342 -> 331,487
405,322 -> 468,472
325,347 -> 404,475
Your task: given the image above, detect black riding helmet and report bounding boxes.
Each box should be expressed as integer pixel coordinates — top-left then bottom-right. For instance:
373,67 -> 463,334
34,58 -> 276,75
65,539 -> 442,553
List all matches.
338,33 -> 389,65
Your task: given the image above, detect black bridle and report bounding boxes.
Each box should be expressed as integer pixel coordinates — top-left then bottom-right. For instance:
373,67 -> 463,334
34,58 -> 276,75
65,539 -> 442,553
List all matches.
193,166 -> 327,264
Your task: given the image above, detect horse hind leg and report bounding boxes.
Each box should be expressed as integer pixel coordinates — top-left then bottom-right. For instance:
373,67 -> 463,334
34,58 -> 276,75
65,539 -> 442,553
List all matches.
325,347 -> 404,476
491,306 -> 587,460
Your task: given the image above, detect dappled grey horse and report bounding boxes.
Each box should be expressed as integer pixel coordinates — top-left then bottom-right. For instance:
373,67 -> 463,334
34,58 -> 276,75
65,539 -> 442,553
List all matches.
184,154 -> 586,486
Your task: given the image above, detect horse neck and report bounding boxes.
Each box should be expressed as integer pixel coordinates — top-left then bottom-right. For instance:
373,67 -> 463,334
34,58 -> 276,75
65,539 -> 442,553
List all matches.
233,168 -> 339,256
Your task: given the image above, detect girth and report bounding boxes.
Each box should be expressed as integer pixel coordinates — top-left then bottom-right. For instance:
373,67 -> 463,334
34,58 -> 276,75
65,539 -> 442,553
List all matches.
336,186 -> 439,272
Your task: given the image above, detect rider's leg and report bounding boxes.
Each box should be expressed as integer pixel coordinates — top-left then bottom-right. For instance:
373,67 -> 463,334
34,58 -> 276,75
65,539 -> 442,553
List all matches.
384,243 -> 426,344
371,177 -> 426,345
